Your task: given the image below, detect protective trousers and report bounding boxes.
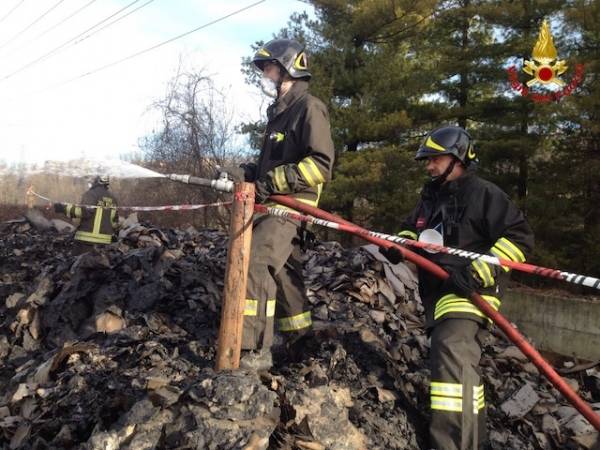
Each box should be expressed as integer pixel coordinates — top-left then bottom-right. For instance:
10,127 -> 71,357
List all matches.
429,318 -> 486,450
242,214 -> 312,350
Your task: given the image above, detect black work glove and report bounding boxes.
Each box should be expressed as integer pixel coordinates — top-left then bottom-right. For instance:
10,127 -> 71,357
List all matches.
239,162 -> 257,182
379,245 -> 404,264
445,264 -> 481,297
254,179 -> 273,204
53,202 -> 63,213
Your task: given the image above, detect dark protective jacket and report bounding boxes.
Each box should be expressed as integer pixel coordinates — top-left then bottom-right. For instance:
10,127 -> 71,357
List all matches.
57,184 -> 119,244
399,172 -> 534,327
256,80 -> 335,208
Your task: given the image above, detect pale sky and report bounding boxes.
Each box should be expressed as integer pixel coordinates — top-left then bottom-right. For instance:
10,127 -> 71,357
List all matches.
0,0 -> 314,164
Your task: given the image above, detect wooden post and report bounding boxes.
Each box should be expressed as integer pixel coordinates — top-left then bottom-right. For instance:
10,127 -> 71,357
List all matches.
215,181 -> 255,370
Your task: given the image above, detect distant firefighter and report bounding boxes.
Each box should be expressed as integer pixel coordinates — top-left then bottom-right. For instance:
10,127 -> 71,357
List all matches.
54,175 -> 119,255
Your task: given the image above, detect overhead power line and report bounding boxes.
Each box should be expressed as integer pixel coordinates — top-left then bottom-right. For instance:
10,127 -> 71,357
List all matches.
27,0 -> 98,45
1,0 -> 267,102
61,0 -> 267,85
0,0 -> 25,27
72,0 -> 155,46
1,0 -> 148,82
0,0 -> 65,51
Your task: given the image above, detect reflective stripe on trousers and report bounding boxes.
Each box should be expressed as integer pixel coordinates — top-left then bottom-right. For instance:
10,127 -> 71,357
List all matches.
242,215 -> 312,350
429,318 -> 487,450
430,382 -> 485,414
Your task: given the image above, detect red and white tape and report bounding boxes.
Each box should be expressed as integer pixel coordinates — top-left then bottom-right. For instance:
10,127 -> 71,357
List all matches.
28,186 -> 600,291
27,188 -> 232,211
256,203 -> 600,291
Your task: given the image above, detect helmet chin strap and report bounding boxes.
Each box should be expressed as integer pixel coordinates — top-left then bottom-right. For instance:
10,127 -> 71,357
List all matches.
275,66 -> 285,97
431,158 -> 458,186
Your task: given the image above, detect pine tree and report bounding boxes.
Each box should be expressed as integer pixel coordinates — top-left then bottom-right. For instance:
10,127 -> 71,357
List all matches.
531,0 -> 600,278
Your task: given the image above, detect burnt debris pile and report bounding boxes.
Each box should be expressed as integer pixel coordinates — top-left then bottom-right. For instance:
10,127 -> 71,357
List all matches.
0,213 -> 599,449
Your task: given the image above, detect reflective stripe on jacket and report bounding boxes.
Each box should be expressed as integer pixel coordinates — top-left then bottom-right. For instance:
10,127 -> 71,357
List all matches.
399,172 -> 534,327
58,185 -> 119,245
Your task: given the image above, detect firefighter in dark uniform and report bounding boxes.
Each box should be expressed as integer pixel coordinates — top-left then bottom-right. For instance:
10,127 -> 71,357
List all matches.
238,38 -> 335,371
54,175 -> 119,255
395,126 -> 534,450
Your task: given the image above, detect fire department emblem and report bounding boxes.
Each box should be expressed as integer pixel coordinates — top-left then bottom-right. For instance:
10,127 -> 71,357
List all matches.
523,20 -> 567,87
507,19 -> 584,102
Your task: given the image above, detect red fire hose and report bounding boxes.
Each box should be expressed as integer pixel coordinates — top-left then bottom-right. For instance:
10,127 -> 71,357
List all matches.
269,194 -> 600,432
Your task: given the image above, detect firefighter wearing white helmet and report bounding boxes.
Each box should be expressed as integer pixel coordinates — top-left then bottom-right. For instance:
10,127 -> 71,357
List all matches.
54,175 -> 119,255
237,38 -> 335,372
392,125 -> 534,449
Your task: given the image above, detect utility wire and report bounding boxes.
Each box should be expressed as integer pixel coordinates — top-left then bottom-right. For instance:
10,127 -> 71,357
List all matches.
1,0 -> 267,102
72,0 -> 155,46
0,0 -> 65,51
26,0 -> 98,45
60,0 -> 267,86
1,0 -> 145,82
0,0 -> 25,27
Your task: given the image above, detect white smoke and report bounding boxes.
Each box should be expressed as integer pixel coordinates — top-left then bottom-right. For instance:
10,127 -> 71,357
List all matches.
0,158 -> 165,179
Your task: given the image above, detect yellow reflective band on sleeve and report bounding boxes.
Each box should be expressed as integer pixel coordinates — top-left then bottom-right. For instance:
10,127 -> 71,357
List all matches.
277,311 -> 312,332
490,247 -> 512,272
473,385 -> 485,414
272,166 -> 290,193
398,230 -> 418,240
431,396 -> 462,412
430,382 -> 462,397
298,157 -> 326,187
434,294 -> 501,322
298,161 -> 315,186
65,204 -> 82,218
494,237 -> 526,263
64,205 -> 83,218
244,299 -> 258,316
316,183 -> 323,205
472,259 -> 494,287
74,230 -> 112,244
266,299 -> 276,318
